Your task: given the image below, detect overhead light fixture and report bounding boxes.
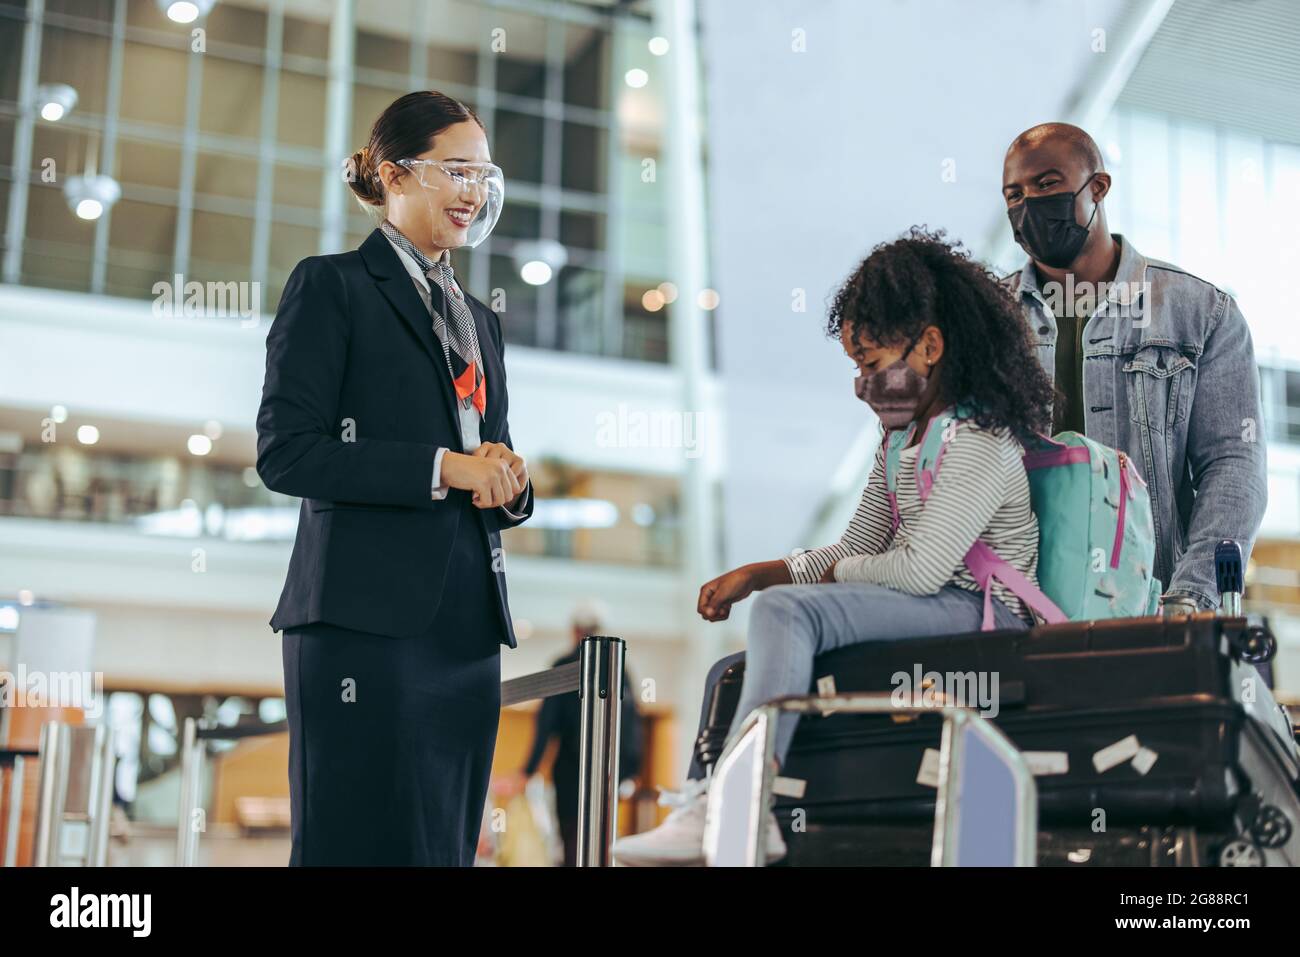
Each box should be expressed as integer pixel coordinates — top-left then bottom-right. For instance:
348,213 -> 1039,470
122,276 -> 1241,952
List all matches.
512,238 -> 568,287
50,404 -> 69,423
63,173 -> 122,221
76,424 -> 100,445
157,0 -> 215,24
187,434 -> 212,456
34,83 -> 77,122
648,37 -> 670,56
624,68 -> 649,89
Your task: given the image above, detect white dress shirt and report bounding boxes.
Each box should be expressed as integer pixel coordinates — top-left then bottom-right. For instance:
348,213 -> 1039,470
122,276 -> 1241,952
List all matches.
384,235 -> 528,518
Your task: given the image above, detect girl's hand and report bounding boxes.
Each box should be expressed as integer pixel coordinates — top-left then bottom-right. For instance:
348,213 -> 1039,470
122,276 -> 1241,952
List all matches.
697,567 -> 758,622
818,561 -> 838,583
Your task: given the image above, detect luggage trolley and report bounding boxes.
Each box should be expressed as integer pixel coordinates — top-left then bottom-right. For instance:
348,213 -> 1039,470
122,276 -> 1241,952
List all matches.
703,692 -> 1038,867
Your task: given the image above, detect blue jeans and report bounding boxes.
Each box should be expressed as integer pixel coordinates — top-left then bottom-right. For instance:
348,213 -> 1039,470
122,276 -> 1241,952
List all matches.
688,582 -> 1029,776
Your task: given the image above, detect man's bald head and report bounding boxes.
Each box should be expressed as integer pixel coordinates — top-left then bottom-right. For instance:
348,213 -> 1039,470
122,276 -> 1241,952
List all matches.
1002,121 -> 1112,213
1007,123 -> 1104,175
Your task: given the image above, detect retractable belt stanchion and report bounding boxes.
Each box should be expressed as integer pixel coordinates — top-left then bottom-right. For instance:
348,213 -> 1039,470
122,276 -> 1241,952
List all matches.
176,718 -> 288,866
577,635 -> 625,867
32,722 -> 116,866
175,717 -> 202,867
2,754 -> 26,866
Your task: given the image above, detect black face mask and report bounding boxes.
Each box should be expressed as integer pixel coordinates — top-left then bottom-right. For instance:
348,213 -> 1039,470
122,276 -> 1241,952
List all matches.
1007,172 -> 1099,269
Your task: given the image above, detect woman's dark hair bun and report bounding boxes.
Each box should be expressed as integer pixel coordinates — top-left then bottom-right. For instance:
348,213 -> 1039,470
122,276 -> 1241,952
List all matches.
343,146 -> 383,205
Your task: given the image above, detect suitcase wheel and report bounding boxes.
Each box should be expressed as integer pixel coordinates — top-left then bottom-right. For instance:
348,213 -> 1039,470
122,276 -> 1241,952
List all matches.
1248,803 -> 1293,850
1217,839 -> 1265,867
1233,625 -> 1277,664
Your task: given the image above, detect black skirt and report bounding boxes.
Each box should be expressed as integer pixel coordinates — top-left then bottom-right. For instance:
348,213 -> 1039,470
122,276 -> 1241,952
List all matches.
282,504 -> 504,866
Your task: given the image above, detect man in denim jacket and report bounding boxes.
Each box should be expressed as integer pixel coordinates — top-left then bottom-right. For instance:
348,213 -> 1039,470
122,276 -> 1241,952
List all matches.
1001,123 -> 1267,614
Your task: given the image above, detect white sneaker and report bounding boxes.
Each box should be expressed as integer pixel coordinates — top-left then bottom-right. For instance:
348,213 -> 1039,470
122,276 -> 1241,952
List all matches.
612,777 -> 788,867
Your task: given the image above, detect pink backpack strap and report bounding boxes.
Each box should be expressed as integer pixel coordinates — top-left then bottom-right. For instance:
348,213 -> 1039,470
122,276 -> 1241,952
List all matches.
964,541 -> 1067,629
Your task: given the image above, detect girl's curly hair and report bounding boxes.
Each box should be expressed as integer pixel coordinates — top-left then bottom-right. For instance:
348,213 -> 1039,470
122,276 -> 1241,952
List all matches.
826,226 -> 1055,440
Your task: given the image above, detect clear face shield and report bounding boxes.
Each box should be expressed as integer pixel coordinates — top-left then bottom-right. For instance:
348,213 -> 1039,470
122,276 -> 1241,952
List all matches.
396,158 -> 504,250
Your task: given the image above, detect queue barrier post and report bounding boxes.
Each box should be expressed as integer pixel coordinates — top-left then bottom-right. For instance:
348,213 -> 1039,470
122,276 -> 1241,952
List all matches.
577,635 -> 625,867
2,753 -> 27,866
31,722 -> 115,866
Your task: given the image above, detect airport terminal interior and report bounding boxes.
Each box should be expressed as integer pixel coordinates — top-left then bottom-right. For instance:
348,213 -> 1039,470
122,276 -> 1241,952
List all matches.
1,0 -> 1300,869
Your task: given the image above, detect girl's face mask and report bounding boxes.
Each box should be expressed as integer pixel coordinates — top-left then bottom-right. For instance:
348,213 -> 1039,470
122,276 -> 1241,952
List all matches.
853,339 -> 930,429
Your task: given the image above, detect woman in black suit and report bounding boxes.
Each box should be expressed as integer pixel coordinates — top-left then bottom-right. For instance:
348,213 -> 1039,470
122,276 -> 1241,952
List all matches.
255,91 -> 533,866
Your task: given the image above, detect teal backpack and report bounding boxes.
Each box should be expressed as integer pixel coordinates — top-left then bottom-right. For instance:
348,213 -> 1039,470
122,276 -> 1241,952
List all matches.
883,405 -> 1162,629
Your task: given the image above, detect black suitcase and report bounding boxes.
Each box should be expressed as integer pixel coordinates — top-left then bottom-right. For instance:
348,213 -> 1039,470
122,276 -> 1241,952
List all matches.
696,615 -> 1300,866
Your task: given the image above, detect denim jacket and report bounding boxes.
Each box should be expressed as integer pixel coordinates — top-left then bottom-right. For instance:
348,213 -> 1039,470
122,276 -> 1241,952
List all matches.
1004,234 -> 1268,611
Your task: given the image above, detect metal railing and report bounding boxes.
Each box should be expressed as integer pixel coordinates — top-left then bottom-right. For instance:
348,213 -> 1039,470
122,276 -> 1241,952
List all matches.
18,723 -> 117,867
176,634 -> 625,867
703,692 -> 1038,867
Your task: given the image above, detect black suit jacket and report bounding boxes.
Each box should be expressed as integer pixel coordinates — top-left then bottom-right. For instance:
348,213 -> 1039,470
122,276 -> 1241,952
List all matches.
256,228 -> 534,647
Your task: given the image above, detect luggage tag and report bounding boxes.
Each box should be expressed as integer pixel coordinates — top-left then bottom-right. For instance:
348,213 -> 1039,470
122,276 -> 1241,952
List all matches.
1092,734 -> 1141,773
917,747 -> 942,788
1023,751 -> 1069,776
816,674 -> 838,716
772,776 -> 806,799
1131,746 -> 1159,775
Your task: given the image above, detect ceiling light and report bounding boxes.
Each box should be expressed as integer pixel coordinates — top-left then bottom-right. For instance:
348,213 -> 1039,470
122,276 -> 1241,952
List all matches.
512,238 -> 568,287
624,68 -> 649,89
34,83 -> 77,122
520,261 -> 552,285
63,173 -> 122,221
157,0 -> 215,24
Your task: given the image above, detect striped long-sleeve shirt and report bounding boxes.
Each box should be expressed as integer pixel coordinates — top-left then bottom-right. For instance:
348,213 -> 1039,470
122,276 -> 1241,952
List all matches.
782,420 -> 1041,624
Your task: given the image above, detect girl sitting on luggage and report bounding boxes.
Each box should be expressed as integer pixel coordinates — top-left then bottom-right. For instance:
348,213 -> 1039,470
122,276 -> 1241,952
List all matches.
613,228 -> 1057,866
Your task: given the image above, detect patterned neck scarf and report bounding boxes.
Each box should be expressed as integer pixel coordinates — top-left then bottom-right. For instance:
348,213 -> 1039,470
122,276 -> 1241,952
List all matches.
380,220 -> 486,416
